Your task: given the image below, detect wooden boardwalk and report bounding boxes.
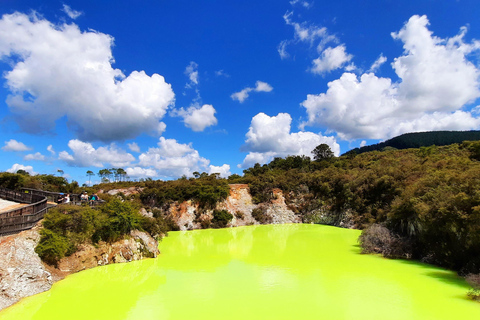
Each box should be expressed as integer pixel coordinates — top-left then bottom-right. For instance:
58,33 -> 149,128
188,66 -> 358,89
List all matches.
0,188 -> 48,236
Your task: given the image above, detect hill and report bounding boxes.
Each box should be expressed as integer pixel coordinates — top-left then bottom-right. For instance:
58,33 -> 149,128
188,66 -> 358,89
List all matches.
345,130 -> 480,155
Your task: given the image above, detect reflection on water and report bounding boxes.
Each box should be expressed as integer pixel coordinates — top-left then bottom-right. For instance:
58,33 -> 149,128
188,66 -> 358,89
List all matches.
1,224 -> 479,320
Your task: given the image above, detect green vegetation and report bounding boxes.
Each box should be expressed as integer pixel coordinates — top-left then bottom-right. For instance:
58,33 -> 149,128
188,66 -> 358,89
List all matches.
4,134 -> 480,280
211,209 -> 233,228
348,130 -> 480,155
35,198 -> 173,266
231,142 -> 480,275
140,173 -> 230,209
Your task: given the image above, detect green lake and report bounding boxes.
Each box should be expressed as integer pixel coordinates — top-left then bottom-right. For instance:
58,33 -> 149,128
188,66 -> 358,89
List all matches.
1,224 -> 480,319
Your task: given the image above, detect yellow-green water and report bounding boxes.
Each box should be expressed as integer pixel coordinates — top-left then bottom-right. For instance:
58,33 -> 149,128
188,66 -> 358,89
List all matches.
1,224 -> 480,319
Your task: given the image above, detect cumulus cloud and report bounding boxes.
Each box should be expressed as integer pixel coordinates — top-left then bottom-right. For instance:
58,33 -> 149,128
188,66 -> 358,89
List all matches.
239,112 -> 339,168
128,142 -> 140,153
125,167 -> 157,179
62,4 -> 82,19
310,45 -> 353,75
24,152 -> 46,161
173,104 -> 218,131
0,12 -> 175,142
138,137 -> 211,179
6,163 -> 35,175
231,81 -> 273,103
208,164 -> 231,178
2,139 -> 31,152
59,139 -> 135,167
302,15 -> 480,140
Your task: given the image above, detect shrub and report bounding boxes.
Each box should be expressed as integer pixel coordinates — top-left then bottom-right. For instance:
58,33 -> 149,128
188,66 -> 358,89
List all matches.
251,207 -> 273,224
466,274 -> 480,301
211,209 -> 233,228
235,211 -> 245,219
99,198 -> 142,240
358,224 -> 410,258
35,229 -> 72,266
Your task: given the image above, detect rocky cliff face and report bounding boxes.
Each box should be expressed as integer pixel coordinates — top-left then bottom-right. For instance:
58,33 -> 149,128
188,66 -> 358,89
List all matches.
167,184 -> 301,230
0,226 -> 159,311
0,226 -> 52,311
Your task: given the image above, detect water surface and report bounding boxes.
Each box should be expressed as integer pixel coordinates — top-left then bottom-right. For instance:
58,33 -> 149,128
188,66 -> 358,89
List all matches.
1,224 -> 479,319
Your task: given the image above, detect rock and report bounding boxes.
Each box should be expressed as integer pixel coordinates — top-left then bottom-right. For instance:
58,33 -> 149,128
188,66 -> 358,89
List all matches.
57,231 -> 159,273
0,226 -> 53,311
0,227 -> 159,311
139,208 -> 153,218
106,187 -> 144,197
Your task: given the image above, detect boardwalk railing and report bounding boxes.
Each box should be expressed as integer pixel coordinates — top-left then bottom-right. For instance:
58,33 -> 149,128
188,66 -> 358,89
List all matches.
0,188 -> 48,236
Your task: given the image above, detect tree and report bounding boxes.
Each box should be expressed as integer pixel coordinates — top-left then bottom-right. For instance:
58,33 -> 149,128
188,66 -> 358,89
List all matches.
86,170 -> 94,186
312,144 -> 334,161
98,169 -> 112,183
16,169 -> 30,176
57,169 -> 64,176
116,168 -> 127,181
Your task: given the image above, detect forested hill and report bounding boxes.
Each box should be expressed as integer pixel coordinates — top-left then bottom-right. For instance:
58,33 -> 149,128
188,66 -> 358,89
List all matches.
346,131 -> 480,155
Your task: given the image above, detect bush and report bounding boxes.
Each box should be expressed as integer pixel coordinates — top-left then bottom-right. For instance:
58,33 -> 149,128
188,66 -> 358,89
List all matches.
235,211 -> 245,219
251,207 -> 273,224
358,224 -> 410,258
35,229 -> 72,266
36,198 -> 176,265
466,274 -> 480,301
211,209 -> 233,228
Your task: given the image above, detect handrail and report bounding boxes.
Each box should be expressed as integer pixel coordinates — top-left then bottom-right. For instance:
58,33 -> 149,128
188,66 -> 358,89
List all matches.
0,188 -> 48,236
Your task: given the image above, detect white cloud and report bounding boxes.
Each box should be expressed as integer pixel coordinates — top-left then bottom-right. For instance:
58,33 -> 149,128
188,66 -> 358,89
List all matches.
360,140 -> 367,147
62,4 -> 83,19
277,40 -> 290,60
368,54 -> 387,73
208,164 -> 231,178
47,145 -> 55,155
310,45 -> 353,75
24,152 -> 46,161
125,167 -> 157,179
59,139 -> 135,167
185,61 -> 199,87
0,12 -> 175,142
302,15 -> 480,140
173,104 -> 218,132
240,112 -> 339,168
128,142 -> 140,153
231,81 -> 273,103
2,139 -> 31,152
290,0 -> 312,8
138,137 -> 211,179
215,70 -> 229,78
6,163 -> 35,175
279,11 -> 338,60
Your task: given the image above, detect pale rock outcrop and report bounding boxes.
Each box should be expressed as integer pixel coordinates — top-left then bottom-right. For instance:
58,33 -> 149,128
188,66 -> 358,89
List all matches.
165,184 -> 300,230
0,226 -> 52,311
57,230 -> 159,273
101,187 -> 144,197
0,227 -> 159,311
139,208 -> 153,218
217,184 -> 256,226
267,188 -> 302,224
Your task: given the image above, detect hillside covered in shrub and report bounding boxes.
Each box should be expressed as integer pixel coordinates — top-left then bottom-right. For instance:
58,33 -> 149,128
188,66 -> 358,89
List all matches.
347,130 -> 480,155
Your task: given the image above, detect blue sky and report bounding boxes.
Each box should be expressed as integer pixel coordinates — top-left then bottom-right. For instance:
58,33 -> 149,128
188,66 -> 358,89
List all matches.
1,0 -> 480,185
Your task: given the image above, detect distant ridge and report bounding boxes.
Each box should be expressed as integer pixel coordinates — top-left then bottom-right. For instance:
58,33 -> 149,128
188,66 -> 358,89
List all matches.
345,130 -> 480,155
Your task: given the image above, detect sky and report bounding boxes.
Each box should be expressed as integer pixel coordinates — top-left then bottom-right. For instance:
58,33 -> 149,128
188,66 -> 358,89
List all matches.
1,0 -> 480,185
